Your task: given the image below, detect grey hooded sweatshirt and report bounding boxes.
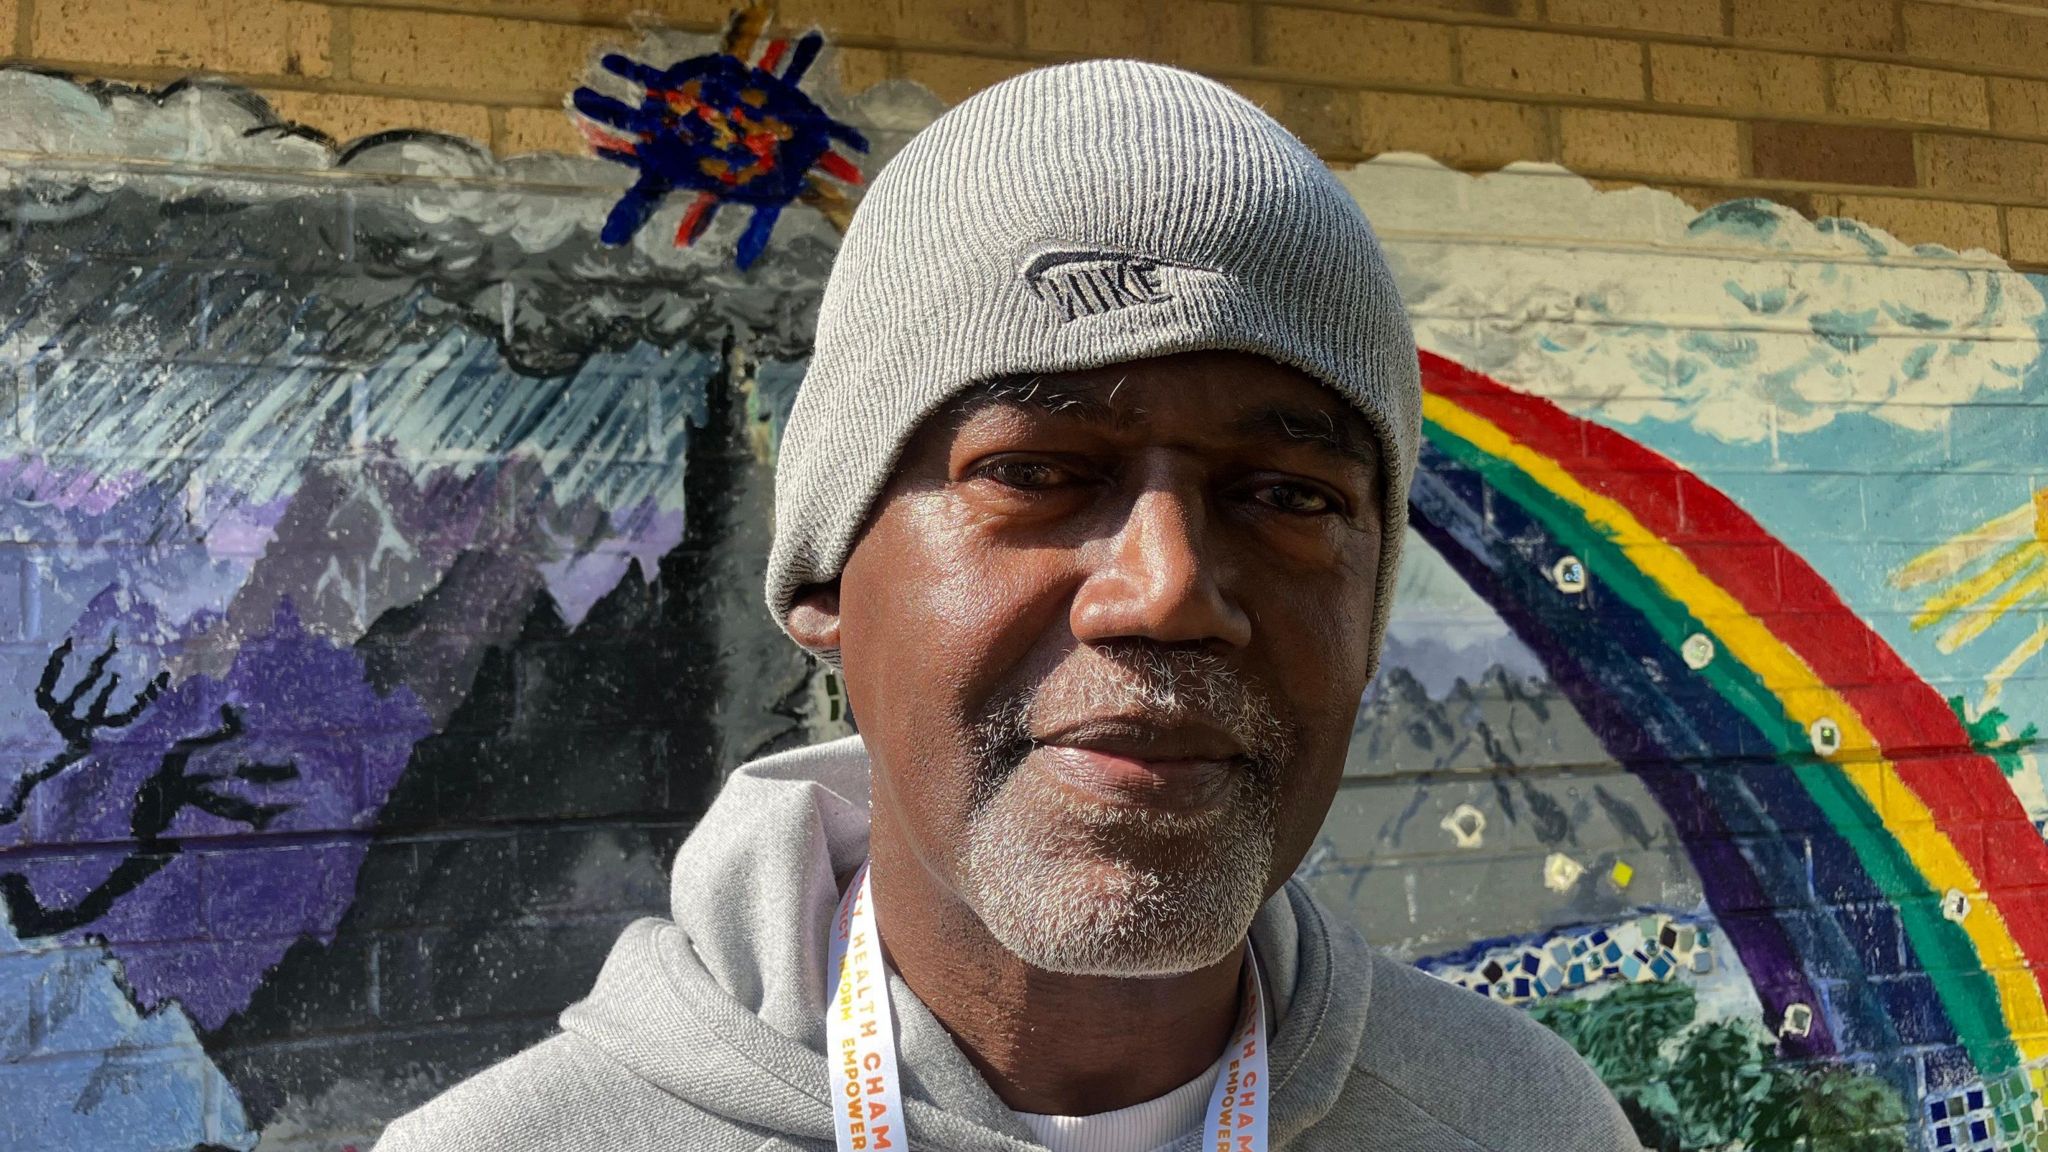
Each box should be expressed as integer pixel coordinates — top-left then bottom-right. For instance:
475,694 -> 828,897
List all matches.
375,737 -> 1643,1152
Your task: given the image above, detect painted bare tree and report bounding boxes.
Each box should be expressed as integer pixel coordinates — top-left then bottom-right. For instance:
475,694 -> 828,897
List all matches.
0,633 -> 299,937
0,635 -> 167,827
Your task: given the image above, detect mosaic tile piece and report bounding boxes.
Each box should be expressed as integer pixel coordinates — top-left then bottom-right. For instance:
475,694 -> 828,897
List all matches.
1425,914 -> 1715,1006
1925,1066 -> 2048,1151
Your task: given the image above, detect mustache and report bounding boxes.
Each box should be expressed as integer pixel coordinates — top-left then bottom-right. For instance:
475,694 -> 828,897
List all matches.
969,641 -> 1295,780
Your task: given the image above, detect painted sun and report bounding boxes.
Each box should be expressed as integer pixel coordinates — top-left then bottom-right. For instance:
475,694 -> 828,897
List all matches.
1893,486 -> 2048,707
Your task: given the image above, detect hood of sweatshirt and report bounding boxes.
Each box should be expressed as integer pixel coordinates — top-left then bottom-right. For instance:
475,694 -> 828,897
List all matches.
558,736 -> 1376,1150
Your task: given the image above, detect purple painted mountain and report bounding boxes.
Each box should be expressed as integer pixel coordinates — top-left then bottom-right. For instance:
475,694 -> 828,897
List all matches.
4,601 -> 430,1029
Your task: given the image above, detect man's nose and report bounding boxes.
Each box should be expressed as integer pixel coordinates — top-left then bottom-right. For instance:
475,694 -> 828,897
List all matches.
1069,481 -> 1253,649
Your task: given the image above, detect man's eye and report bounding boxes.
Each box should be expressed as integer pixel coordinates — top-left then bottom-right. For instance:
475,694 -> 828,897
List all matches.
982,459 -> 1071,490
1256,482 -> 1336,515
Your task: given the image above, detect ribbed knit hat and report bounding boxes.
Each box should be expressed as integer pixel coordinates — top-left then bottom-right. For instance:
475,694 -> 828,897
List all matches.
768,59 -> 1421,674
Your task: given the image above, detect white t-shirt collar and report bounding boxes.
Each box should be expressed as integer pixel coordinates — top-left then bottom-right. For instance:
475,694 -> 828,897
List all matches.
1015,1054 -> 1222,1152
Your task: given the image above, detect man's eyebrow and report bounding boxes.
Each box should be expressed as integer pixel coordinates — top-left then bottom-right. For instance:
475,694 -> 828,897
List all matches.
960,375 -> 1122,421
957,378 -> 1378,470
1232,405 -> 1379,469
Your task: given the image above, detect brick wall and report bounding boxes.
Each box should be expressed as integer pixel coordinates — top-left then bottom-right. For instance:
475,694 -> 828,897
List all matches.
5,0 -> 2048,266
0,3 -> 2045,1151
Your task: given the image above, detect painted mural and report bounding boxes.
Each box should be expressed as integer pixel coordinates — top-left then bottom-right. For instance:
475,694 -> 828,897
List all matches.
1300,161 -> 2048,1150
0,20 -> 901,1149
0,15 -> 2041,1152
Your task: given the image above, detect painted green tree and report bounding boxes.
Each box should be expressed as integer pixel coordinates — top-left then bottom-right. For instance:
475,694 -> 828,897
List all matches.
1950,696 -> 2040,779
1529,983 -> 1911,1150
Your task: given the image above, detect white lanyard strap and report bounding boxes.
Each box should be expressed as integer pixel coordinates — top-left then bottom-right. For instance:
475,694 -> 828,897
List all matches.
1203,944 -> 1268,1152
826,860 -> 1270,1152
828,862 -> 906,1151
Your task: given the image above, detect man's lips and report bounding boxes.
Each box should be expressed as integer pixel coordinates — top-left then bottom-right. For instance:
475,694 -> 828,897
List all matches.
1036,744 -> 1237,809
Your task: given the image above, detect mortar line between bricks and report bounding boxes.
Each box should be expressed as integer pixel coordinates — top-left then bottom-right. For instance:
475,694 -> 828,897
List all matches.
331,3 -> 355,83
200,1013 -> 570,1053
0,815 -> 702,860
12,0 -> 30,59
1366,219 -> 2024,268
1397,306 -> 2038,339
1445,11 -> 1463,86
486,104 -> 510,155
19,1009 -> 577,1057
1322,746 -> 2016,790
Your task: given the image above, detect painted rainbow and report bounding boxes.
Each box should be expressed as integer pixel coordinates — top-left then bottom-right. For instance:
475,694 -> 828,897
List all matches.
1413,351 -> 2048,1082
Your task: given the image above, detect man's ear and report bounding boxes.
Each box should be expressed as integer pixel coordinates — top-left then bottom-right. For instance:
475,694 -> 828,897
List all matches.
784,581 -> 844,653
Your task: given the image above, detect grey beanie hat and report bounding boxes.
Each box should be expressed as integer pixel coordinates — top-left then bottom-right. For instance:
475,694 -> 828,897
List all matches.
767,59 -> 1421,671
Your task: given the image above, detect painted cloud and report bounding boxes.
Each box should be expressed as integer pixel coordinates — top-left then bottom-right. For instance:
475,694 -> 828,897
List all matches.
1345,156 -> 2046,442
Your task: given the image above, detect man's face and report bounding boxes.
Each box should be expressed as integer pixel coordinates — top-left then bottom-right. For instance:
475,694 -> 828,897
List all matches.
817,349 -> 1384,977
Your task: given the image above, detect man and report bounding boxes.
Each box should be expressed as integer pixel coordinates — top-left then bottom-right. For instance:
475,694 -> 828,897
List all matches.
379,60 -> 1640,1152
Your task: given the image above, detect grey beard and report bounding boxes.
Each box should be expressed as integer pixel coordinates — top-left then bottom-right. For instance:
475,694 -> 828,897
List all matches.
959,643 -> 1292,977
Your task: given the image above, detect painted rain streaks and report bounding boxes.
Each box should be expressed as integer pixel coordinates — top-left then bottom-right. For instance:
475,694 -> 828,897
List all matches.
15,315 -> 704,517
1422,363 -> 2048,1073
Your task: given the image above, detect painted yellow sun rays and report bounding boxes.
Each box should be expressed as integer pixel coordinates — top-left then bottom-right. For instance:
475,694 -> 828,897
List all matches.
1896,487 -> 2048,705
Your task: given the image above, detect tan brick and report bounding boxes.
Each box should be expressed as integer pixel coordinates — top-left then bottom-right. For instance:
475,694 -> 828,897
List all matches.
1834,61 -> 1988,129
1229,81 -> 1362,156
1359,90 -> 1550,168
356,0 -> 733,25
32,0 -> 331,77
2011,206 -> 2048,266
1751,120 -> 1917,187
899,51 -> 1036,104
832,47 -> 897,94
1921,134 -> 2048,200
1258,9 -> 1453,87
1812,193 -> 2003,255
0,0 -> 15,57
1559,108 -> 1740,180
263,90 -> 492,146
1458,27 -> 1643,101
1355,0 -> 1540,15
1731,0 -> 1897,52
1024,0 -> 1150,55
1548,0 -> 1723,37
1991,77 -> 2048,138
1904,3 -> 2048,76
777,0 -> 1019,50
501,106 -> 588,156
347,9 -> 605,99
1156,1 -> 1250,72
1649,44 -> 1826,117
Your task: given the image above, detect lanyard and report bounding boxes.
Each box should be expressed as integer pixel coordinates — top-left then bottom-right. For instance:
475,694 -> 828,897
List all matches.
828,861 -> 906,1151
825,861 -> 1270,1152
